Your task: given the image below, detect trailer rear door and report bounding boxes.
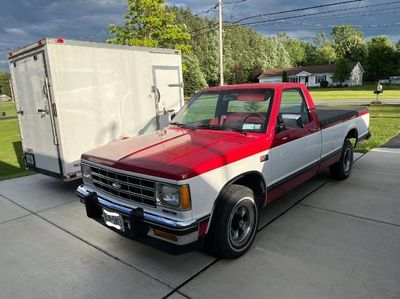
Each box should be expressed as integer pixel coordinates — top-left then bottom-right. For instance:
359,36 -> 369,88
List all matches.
153,66 -> 183,128
10,51 -> 61,176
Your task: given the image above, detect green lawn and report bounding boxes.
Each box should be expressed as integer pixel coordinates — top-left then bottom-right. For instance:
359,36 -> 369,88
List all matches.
309,84 -> 400,100
355,105 -> 400,153
0,101 -> 16,116
0,118 -> 33,180
0,102 -> 32,180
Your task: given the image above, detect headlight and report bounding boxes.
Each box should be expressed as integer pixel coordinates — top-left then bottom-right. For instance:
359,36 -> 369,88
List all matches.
156,183 -> 191,210
81,164 -> 92,181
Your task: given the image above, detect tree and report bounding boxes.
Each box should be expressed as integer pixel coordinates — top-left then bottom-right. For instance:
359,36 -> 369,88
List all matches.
276,32 -> 306,66
332,25 -> 367,62
169,6 -> 219,86
317,44 -> 337,64
0,71 -> 11,97
333,59 -> 351,85
182,54 -> 207,96
303,43 -> 319,66
282,71 -> 288,82
108,0 -> 191,53
365,36 -> 396,82
314,32 -> 330,49
249,63 -> 263,83
396,40 -> 400,51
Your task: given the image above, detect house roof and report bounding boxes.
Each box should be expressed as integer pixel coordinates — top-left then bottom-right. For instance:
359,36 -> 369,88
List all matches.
259,62 -> 360,78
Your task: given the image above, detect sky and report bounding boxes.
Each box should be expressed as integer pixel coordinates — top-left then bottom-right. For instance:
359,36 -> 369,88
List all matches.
1,0 -> 400,71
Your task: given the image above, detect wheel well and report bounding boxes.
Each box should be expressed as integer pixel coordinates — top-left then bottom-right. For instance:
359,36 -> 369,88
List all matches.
224,172 -> 266,208
346,128 -> 358,147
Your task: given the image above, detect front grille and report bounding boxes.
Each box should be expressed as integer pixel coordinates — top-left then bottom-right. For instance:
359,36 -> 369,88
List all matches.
88,165 -> 156,207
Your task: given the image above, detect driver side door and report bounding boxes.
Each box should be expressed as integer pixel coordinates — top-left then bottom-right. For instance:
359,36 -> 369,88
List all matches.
265,88 -> 321,192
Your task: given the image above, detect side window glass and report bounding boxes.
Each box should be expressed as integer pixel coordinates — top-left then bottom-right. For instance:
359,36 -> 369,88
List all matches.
280,89 -> 310,124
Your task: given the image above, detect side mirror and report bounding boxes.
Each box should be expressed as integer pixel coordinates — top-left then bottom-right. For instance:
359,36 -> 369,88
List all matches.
281,113 -> 304,128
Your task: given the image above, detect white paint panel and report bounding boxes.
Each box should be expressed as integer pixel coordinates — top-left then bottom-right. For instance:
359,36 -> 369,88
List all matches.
321,113 -> 369,158
266,132 -> 321,186
181,150 -> 268,219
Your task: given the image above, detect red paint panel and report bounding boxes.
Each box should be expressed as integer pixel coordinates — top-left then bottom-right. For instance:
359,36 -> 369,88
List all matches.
266,164 -> 319,204
83,128 -> 273,180
319,151 -> 341,171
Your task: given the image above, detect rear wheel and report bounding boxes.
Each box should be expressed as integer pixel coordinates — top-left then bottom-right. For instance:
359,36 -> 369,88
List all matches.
329,139 -> 353,180
205,185 -> 259,259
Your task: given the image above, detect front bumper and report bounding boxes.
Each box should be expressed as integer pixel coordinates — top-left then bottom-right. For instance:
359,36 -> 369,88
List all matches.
76,185 -> 208,249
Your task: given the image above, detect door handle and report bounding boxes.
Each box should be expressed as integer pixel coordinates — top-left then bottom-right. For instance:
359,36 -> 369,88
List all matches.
308,128 -> 319,133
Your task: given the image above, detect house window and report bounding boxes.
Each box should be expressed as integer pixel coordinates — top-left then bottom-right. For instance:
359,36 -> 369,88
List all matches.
315,75 -> 326,83
288,77 -> 298,83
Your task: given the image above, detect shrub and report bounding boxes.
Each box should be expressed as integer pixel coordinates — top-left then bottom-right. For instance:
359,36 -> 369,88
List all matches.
320,80 -> 329,88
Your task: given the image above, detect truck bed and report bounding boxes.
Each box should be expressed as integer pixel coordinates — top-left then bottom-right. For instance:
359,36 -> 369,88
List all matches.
316,106 -> 368,127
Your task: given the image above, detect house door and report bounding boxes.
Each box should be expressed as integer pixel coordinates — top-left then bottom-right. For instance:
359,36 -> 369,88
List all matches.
299,76 -> 309,85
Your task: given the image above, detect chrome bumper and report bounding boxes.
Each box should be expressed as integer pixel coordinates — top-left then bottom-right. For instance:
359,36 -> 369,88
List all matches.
76,185 -> 208,246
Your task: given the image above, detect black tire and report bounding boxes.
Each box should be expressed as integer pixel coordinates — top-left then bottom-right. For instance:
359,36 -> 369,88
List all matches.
205,184 -> 259,259
329,139 -> 353,180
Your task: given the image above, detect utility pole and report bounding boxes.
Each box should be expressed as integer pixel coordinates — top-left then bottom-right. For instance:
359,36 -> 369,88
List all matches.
218,0 -> 224,86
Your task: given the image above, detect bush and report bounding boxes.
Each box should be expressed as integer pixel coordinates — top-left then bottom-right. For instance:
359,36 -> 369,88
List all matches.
320,80 -> 329,88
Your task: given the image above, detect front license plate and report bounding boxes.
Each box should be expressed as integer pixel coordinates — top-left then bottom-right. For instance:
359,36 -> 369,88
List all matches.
102,209 -> 125,232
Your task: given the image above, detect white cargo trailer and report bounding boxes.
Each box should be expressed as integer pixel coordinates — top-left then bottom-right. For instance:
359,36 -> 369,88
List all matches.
8,38 -> 184,180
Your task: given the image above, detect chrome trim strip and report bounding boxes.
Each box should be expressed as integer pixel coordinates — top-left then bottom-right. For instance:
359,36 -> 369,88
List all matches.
76,185 -> 197,229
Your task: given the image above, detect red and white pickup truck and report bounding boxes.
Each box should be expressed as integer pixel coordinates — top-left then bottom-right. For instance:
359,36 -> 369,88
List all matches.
76,83 -> 370,258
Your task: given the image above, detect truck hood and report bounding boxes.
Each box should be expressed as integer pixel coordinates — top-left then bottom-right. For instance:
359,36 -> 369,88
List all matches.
82,128 -> 268,180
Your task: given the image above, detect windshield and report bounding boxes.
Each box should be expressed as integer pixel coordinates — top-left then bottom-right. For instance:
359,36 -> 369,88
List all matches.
172,89 -> 274,133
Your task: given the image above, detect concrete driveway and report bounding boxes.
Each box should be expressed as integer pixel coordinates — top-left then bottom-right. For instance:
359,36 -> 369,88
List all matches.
0,148 -> 399,299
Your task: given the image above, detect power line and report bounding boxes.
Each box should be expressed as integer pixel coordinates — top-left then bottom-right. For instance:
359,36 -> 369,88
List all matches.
240,0 -> 400,27
189,0 -> 370,36
233,0 -> 365,23
294,6 -> 400,22
194,2 -> 218,16
224,0 -> 249,4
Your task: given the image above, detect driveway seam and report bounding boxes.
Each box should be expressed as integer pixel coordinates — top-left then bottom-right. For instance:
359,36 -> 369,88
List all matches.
175,290 -> 192,299
0,213 -> 32,226
36,199 -> 78,214
0,193 -> 176,293
300,203 -> 400,228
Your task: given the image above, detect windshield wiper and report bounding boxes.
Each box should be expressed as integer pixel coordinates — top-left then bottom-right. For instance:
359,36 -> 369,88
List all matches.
194,124 -> 247,135
170,122 -> 194,130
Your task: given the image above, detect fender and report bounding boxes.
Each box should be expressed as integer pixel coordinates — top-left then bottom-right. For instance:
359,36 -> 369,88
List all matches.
205,171 -> 266,235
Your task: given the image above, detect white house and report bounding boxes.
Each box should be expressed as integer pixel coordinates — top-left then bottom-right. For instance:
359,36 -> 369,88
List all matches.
258,62 -> 365,87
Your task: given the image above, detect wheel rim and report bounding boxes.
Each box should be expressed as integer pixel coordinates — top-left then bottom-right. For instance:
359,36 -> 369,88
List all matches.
343,147 -> 352,173
228,198 -> 256,249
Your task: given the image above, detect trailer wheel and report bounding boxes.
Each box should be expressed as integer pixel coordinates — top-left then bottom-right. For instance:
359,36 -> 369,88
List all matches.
206,184 -> 258,259
330,139 -> 353,180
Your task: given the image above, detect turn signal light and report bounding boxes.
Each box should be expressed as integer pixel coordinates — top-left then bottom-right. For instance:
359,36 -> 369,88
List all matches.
180,185 -> 191,210
153,229 -> 177,242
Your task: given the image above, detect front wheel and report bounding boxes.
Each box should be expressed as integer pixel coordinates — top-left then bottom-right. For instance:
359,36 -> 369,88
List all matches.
329,139 -> 353,180
205,185 -> 259,259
